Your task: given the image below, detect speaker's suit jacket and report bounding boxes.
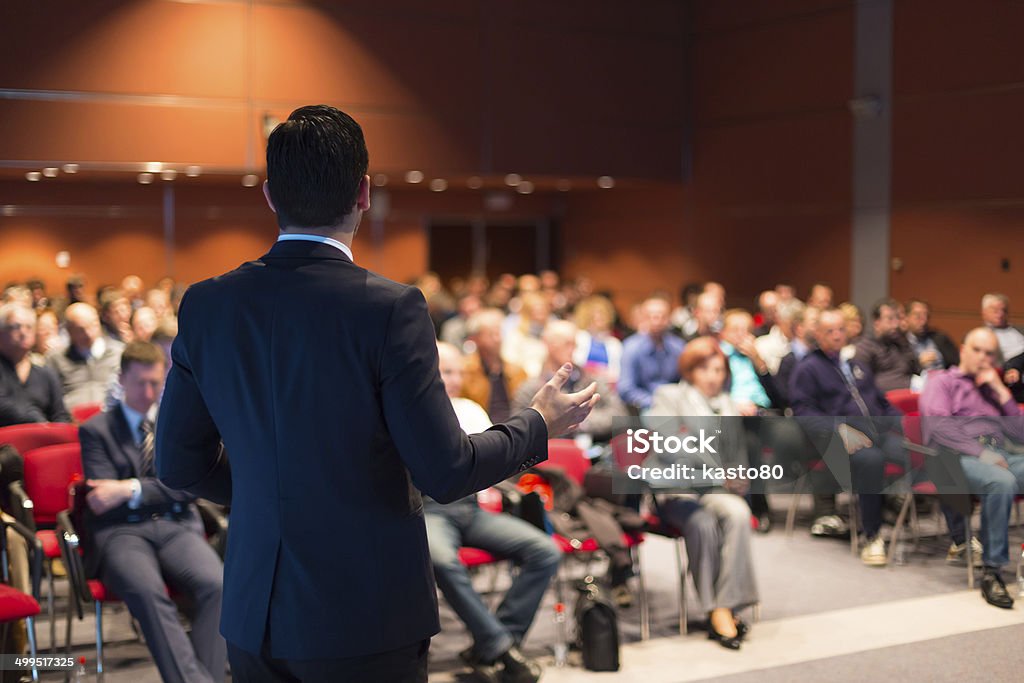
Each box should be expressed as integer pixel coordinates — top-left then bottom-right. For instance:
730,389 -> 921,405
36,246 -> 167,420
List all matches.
156,239 -> 548,660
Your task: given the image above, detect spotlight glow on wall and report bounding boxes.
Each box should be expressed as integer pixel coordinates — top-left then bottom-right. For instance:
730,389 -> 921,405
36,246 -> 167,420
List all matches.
137,173 -> 154,184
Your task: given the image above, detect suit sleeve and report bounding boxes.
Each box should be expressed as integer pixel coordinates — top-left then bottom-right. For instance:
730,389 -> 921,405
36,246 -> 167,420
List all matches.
380,288 -> 547,503
79,423 -> 120,481
155,292 -> 232,505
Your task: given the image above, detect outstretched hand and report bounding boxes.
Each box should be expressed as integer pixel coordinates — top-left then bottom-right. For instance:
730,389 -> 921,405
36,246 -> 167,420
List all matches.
529,363 -> 600,437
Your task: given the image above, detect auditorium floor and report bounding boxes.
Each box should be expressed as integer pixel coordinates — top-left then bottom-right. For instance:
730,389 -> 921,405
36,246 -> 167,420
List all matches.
32,495 -> 1024,682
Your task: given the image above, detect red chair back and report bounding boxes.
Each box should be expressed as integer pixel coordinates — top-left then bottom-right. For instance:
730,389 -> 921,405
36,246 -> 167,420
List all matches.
886,389 -> 919,415
70,403 -> 103,424
901,411 -> 927,470
537,439 -> 590,485
0,423 -> 79,456
22,443 -> 84,526
610,432 -> 645,471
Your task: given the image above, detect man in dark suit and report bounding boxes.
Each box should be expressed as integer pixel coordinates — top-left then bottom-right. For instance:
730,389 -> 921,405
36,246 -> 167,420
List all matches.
80,341 -> 225,683
155,105 -> 597,683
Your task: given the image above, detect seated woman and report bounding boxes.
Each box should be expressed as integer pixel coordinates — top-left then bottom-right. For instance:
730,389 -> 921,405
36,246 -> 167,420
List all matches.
645,336 -> 760,650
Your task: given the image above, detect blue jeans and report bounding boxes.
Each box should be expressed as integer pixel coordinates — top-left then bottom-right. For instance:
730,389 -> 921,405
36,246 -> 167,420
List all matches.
959,453 -> 1024,568
424,499 -> 560,661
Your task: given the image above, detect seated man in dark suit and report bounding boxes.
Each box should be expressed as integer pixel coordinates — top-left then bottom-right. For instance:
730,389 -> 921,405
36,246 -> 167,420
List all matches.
0,303 -> 70,426
80,341 -> 225,683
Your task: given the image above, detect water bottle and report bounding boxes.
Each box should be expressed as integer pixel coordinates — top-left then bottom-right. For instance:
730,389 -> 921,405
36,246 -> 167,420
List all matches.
552,602 -> 568,667
1016,543 -> 1024,599
893,540 -> 908,566
70,656 -> 87,682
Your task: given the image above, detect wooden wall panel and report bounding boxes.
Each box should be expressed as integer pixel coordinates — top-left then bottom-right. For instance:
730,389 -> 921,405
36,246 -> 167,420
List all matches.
1,1 -> 246,98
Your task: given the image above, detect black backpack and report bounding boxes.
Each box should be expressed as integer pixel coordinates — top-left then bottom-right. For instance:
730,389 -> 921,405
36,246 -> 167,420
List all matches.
574,577 -> 620,671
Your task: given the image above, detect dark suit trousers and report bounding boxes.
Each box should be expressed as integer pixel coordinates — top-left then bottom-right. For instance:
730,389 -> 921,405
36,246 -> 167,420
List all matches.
227,637 -> 429,683
98,517 -> 226,683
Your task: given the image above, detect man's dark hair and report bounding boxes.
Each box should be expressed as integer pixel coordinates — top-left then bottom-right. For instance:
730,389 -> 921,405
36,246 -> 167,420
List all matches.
120,341 -> 166,373
265,105 -> 369,230
871,297 -> 902,320
906,298 -> 930,312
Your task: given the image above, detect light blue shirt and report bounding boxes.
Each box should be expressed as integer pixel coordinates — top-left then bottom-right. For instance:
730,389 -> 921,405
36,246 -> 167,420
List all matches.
120,402 -> 147,445
720,341 -> 771,408
277,233 -> 354,262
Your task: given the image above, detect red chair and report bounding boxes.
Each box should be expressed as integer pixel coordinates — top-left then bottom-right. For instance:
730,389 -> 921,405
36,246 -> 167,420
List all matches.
70,403 -> 103,424
0,516 -> 44,682
0,422 -> 79,457
19,442 -> 84,653
889,412 -> 976,585
885,389 -> 919,415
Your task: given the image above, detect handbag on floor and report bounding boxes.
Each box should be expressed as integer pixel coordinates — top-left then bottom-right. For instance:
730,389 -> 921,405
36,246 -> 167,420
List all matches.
574,577 -> 620,672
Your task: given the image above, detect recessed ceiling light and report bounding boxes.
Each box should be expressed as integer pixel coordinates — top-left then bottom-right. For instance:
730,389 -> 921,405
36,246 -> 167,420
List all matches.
504,173 -> 522,187
241,174 -> 260,187
429,179 -> 448,192
42,167 -> 59,178
144,162 -> 162,173
25,172 -> 42,182
467,176 -> 483,189
405,170 -> 424,184
516,181 -> 535,195
556,179 -> 572,192
62,163 -> 79,174
373,173 -> 389,187
161,169 -> 177,181
137,173 -> 154,184
185,165 -> 202,177
597,176 -> 615,189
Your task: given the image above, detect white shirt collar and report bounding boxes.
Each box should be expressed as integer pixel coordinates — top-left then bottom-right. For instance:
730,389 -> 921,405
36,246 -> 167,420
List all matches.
277,233 -> 354,262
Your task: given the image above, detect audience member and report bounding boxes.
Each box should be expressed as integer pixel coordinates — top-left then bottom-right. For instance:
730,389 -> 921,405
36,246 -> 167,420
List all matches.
439,294 -> 482,348
718,310 -> 781,416
683,292 -> 723,342
80,341 -> 226,683
753,290 -> 779,337
47,302 -> 123,408
121,275 -> 145,310
514,320 -> 624,442
920,327 -> 1024,609
99,290 -> 134,344
131,306 -> 159,343
904,299 -> 958,373
573,295 -> 623,384
670,282 -> 703,339
645,337 -> 759,649
775,283 -> 796,304
756,298 -> 803,375
32,309 -> 62,364
807,283 -> 833,310
774,304 -> 819,408
462,309 -> 528,423
619,297 -> 685,412
0,303 -> 70,426
501,292 -> 551,378
854,298 -> 919,393
790,309 -> 907,566
427,342 -> 558,683
981,293 -> 1024,364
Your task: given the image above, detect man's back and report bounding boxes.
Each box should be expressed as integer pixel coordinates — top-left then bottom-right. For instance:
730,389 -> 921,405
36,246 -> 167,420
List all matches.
158,240 -> 549,659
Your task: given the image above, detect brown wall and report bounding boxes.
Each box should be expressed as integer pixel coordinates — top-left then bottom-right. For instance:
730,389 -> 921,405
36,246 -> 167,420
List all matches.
889,0 -> 1024,340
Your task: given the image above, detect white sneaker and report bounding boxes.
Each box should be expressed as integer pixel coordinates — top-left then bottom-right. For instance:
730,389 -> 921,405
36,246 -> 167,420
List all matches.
947,537 -> 984,567
860,536 -> 887,567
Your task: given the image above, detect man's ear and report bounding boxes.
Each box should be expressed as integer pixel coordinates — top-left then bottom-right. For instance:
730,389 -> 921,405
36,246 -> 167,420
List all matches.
356,175 -> 371,213
262,180 -> 277,214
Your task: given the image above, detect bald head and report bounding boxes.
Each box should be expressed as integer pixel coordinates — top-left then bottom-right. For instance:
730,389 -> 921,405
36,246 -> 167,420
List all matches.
65,302 -> 101,351
959,327 -> 999,376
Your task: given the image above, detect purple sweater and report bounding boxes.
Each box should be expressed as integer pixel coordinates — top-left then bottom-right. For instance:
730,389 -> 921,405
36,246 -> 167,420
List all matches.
919,367 -> 1024,457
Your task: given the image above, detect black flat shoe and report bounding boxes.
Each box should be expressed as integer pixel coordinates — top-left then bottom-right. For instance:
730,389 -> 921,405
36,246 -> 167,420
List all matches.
707,623 -> 742,650
734,618 -> 750,639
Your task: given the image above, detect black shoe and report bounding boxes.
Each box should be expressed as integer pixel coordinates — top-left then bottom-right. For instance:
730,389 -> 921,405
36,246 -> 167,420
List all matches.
981,569 -> 1015,609
498,646 -> 542,683
707,622 -> 742,650
459,647 -> 503,683
734,618 -> 750,639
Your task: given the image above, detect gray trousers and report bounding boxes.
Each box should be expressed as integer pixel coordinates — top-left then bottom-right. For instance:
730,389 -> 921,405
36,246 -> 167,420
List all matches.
660,493 -> 759,614
98,517 -> 226,683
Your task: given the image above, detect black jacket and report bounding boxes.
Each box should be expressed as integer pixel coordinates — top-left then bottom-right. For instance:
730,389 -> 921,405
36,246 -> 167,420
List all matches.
156,239 -> 548,659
